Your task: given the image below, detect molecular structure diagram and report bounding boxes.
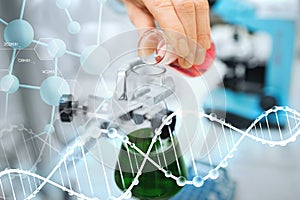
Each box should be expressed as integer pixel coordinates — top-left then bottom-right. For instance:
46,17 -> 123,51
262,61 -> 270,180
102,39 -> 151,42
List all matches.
0,0 -> 113,199
1,0 -> 300,200
0,0 -> 107,129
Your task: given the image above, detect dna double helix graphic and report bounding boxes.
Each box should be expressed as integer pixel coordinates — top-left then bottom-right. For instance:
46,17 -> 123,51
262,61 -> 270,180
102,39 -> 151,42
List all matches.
0,106 -> 299,200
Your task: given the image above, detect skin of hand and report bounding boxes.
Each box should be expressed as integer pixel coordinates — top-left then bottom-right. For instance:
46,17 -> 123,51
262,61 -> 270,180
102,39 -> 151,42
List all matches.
122,0 -> 211,68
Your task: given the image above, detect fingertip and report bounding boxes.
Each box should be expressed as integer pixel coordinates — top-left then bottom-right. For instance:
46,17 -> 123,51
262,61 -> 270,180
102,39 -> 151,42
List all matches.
194,47 -> 206,64
178,57 -> 192,69
198,35 -> 211,50
178,38 -> 190,57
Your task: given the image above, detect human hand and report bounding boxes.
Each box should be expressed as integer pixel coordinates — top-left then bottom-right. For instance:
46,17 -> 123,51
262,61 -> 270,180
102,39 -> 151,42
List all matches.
122,0 -> 211,68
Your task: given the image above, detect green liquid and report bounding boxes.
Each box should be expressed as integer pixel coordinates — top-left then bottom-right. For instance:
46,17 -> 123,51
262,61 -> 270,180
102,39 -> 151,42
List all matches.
114,128 -> 187,200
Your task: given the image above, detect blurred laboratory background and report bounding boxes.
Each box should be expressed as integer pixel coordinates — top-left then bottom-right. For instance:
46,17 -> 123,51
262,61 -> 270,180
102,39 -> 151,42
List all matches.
0,0 -> 300,200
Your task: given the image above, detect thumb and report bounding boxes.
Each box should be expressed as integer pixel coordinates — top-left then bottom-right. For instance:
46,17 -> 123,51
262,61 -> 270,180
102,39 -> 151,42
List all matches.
124,2 -> 155,35
124,2 -> 157,59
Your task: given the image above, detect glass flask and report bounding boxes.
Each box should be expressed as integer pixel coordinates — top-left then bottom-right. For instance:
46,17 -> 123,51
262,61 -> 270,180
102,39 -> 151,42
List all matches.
114,64 -> 187,200
138,29 -> 216,77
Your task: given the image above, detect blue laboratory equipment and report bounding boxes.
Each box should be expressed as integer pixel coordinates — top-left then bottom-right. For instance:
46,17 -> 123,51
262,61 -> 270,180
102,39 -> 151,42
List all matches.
205,0 -> 298,128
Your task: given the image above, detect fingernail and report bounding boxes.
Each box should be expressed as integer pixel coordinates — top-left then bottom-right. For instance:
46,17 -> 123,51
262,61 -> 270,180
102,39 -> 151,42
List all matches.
194,48 -> 206,64
179,57 -> 192,69
156,47 -> 165,63
198,35 -> 211,49
186,52 -> 194,65
178,38 -> 189,57
138,48 -> 153,57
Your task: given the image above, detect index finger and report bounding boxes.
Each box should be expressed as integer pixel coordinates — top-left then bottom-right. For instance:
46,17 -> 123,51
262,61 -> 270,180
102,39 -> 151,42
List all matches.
143,0 -> 190,58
